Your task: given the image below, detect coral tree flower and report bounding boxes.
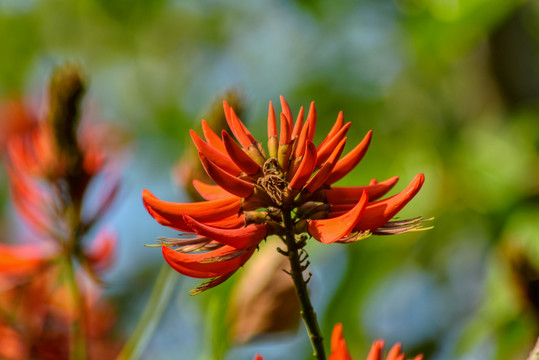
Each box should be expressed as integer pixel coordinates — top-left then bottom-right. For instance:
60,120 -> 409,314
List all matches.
143,96 -> 426,293
254,323 -> 423,360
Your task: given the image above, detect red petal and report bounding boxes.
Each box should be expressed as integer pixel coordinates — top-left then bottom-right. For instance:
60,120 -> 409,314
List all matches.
279,113 -> 291,145
190,129 -> 242,176
318,111 -> 344,150
184,215 -> 267,250
223,101 -> 254,148
326,176 -> 399,204
308,190 -> 368,244
305,138 -> 346,193
267,101 -> 277,137
162,246 -> 254,278
330,323 -> 344,352
329,323 -> 352,360
324,130 -> 372,185
7,167 -> 51,234
201,119 -> 227,154
280,95 -> 294,131
288,141 -> 317,190
142,189 -> 241,231
192,180 -> 234,200
354,174 -> 424,231
306,101 -> 317,142
292,106 -> 304,138
366,340 -> 384,360
222,130 -> 261,175
199,153 -> 255,198
386,343 -> 404,360
316,122 -> 351,166
0,243 -> 48,276
86,228 -> 116,271
294,101 -> 316,158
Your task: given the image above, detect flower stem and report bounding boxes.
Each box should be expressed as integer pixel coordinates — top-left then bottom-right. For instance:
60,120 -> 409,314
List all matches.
63,254 -> 86,360
282,208 -> 326,360
117,263 -> 177,360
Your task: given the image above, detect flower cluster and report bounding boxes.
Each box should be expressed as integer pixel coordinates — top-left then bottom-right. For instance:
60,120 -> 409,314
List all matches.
143,96 -> 425,293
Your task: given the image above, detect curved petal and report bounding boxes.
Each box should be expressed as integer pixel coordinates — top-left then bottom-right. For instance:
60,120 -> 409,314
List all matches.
324,130 -> 372,185
308,190 -> 368,244
288,141 -> 317,190
318,111 -> 344,150
162,246 -> 254,278
184,215 -> 267,250
199,153 -> 255,198
201,119 -> 227,153
280,95 -> 294,130
294,101 -> 316,158
305,138 -> 346,193
386,343 -> 405,360
279,113 -> 291,145
316,122 -> 351,166
326,176 -> 399,204
192,180 -> 234,200
267,101 -> 277,137
353,174 -> 424,231
222,130 -> 261,175
223,101 -> 254,148
190,129 -> 242,176
329,323 -> 352,360
292,106 -> 304,138
142,189 -> 241,231
366,340 -> 385,360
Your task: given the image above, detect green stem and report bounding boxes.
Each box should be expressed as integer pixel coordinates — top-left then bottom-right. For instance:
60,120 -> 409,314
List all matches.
63,254 -> 86,360
117,263 -> 177,360
282,209 -> 326,360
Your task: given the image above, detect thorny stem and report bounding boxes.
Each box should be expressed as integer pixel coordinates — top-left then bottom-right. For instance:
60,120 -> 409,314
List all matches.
282,208 -> 326,360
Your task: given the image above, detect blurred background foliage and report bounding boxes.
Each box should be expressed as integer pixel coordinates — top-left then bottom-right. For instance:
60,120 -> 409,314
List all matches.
1,0 -> 539,359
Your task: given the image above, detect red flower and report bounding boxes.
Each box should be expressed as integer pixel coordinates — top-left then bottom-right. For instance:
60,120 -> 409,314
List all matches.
143,96 -> 426,293
254,323 -> 423,360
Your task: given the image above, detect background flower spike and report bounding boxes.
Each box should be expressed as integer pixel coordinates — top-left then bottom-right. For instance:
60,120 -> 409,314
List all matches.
198,152 -> 255,198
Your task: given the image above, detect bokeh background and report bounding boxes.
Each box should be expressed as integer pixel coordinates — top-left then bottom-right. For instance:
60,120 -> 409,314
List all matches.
1,0 -> 539,359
